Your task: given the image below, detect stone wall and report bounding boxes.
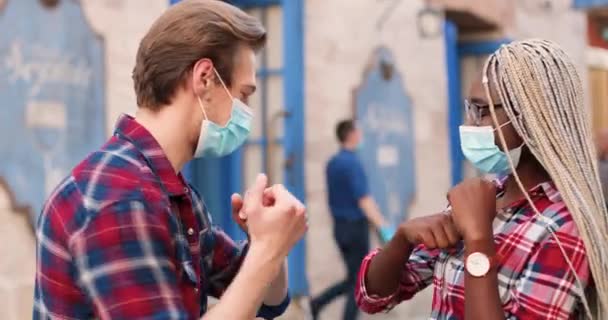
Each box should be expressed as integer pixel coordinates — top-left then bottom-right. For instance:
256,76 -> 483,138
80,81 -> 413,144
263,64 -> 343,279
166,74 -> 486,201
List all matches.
510,2 -> 589,105
0,182 -> 36,320
79,0 -> 168,135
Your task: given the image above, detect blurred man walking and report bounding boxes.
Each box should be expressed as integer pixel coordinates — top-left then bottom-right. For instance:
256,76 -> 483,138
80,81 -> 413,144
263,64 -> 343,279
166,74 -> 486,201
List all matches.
310,120 -> 394,320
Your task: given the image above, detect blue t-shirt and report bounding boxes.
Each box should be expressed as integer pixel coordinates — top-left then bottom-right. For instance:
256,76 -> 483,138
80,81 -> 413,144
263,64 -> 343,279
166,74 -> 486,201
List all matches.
326,149 -> 369,221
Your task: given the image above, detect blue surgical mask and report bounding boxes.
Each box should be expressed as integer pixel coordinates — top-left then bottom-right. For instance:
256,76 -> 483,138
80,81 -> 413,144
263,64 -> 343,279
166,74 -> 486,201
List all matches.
459,124 -> 523,175
194,70 -> 253,158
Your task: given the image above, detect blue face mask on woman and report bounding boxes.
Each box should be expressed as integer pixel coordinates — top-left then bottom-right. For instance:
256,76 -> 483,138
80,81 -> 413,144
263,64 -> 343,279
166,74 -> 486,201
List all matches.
194,69 -> 253,158
459,121 -> 523,175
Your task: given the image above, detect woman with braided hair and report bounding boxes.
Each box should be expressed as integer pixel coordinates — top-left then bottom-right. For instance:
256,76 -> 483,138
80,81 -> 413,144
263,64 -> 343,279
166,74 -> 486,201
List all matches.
355,39 -> 607,319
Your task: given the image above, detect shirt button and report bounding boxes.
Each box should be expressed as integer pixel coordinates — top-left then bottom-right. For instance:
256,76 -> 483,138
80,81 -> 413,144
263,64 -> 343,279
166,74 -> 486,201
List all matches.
187,228 -> 195,236
194,288 -> 199,293
184,187 -> 189,193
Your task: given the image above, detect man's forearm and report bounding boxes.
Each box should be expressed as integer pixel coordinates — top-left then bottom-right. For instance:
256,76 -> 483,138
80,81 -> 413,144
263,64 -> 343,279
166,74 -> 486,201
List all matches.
242,238 -> 288,306
263,260 -> 288,305
359,196 -> 387,228
365,231 -> 411,297
203,244 -> 282,320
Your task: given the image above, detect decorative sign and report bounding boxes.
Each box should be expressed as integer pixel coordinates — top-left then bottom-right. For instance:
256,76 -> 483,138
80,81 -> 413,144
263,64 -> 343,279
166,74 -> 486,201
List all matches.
354,47 -> 416,226
574,0 -> 608,9
0,0 -> 106,224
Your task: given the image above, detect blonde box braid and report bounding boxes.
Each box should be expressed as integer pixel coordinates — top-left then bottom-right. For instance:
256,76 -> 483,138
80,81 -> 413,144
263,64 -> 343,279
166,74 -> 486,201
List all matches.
482,39 -> 608,319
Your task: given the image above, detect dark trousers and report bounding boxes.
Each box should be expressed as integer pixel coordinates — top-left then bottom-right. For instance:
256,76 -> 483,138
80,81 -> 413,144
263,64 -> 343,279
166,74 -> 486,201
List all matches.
311,218 -> 370,320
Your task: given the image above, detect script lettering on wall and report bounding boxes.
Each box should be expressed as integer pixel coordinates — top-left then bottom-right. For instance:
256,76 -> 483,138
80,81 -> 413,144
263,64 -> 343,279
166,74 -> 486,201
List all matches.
0,0 -> 106,225
354,47 -> 416,226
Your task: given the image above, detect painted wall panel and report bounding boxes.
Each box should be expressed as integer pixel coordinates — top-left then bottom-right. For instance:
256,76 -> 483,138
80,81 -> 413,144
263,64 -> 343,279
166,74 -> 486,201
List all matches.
354,47 -> 416,226
0,0 -> 106,223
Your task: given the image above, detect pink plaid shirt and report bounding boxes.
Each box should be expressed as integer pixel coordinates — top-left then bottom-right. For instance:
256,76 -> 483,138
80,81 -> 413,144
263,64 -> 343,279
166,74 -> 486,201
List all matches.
356,182 -> 591,320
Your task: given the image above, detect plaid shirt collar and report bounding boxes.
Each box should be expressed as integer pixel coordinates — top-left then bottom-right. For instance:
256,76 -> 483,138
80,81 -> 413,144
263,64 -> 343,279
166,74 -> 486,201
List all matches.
532,181 -> 562,202
114,114 -> 188,197
494,175 -> 562,215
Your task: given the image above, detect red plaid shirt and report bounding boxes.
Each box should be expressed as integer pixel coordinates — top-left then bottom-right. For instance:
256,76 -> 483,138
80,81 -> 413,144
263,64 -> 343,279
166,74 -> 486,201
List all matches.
33,115 -> 287,319
356,181 -> 591,319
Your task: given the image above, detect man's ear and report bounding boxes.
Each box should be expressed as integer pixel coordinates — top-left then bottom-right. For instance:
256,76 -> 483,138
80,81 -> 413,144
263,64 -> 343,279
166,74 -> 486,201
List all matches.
192,58 -> 214,94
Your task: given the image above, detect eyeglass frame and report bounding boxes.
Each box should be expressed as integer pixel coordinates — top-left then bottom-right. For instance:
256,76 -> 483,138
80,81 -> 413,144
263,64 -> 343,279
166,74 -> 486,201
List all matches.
464,99 -> 504,126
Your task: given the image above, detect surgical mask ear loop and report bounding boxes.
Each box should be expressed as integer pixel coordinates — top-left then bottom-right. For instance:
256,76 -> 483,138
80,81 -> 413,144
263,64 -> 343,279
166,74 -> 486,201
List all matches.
197,69 -> 230,126
196,95 -> 209,120
483,63 -> 593,319
213,68 -> 234,100
493,119 -> 512,131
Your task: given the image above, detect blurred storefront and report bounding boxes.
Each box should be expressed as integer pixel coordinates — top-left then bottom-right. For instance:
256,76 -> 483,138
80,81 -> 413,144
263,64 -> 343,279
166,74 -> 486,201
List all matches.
576,0 -> 608,133
0,0 -> 596,319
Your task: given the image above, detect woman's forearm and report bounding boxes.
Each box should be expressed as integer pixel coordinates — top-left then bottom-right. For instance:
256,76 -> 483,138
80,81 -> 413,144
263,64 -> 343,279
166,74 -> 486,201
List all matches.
464,238 -> 504,320
365,231 -> 412,297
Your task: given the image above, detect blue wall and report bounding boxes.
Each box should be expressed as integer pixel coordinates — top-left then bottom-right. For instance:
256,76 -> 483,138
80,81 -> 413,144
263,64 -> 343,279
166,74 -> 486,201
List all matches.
444,20 -> 463,186
574,0 -> 608,8
282,0 -> 308,296
355,47 -> 416,226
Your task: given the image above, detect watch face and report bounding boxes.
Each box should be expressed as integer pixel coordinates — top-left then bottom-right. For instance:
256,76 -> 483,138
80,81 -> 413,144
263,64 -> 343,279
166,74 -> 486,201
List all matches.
466,252 -> 490,277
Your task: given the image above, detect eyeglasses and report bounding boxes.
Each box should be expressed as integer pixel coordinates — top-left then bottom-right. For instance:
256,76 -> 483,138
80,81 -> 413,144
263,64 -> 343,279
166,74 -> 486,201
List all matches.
464,99 -> 503,126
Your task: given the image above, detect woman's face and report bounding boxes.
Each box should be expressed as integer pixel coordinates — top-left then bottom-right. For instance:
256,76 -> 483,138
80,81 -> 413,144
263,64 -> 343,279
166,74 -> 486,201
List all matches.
465,74 -> 524,152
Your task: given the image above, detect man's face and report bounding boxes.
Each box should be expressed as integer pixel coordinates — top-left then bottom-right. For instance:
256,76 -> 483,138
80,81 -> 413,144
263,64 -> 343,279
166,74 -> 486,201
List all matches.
188,45 -> 258,154
466,74 -> 522,152
349,127 -> 362,147
205,45 -> 257,126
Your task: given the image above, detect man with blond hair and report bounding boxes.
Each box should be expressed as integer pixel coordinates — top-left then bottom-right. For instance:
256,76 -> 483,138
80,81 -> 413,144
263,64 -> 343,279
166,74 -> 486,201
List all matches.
33,1 -> 306,319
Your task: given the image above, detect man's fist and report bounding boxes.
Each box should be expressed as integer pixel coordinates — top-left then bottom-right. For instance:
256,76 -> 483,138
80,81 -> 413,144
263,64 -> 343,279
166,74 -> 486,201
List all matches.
241,174 -> 308,259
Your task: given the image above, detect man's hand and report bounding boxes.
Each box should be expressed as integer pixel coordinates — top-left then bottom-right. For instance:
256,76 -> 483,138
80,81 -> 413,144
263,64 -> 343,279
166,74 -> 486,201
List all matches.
399,214 -> 461,249
231,193 -> 247,233
204,175 -> 302,320
447,178 -> 497,242
231,185 -> 288,234
378,225 -> 396,243
241,174 -> 308,259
